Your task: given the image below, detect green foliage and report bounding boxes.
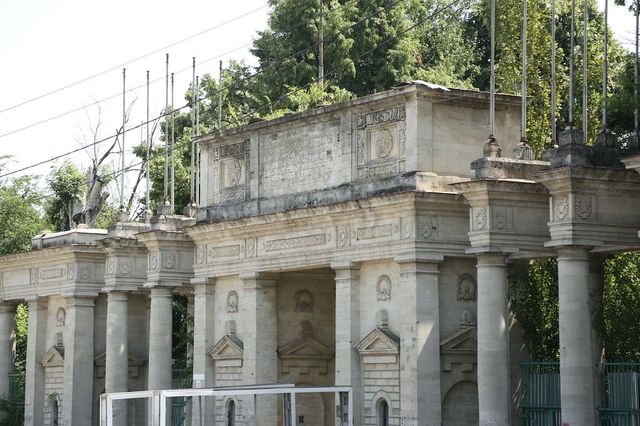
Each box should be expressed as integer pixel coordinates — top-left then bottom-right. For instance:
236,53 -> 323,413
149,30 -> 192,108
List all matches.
45,160 -> 86,231
508,258 -> 559,360
172,294 -> 193,374
0,304 -> 27,425
603,252 -> 640,360
0,175 -> 47,255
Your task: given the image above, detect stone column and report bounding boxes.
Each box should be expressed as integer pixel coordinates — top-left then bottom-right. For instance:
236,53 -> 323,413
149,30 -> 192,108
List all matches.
148,287 -> 173,391
331,261 -> 362,426
240,272 -> 277,426
0,303 -> 16,402
476,253 -> 510,426
191,278 -> 215,424
63,296 -> 96,426
24,298 -> 47,426
106,291 -> 129,426
396,255 -> 442,426
557,247 -> 597,426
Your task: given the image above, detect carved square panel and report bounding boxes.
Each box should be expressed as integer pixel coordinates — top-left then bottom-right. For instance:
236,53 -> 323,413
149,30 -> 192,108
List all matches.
368,127 -> 397,161
220,158 -> 245,189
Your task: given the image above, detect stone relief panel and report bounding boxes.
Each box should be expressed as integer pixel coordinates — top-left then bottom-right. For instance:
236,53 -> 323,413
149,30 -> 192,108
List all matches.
553,195 -> 569,221
226,291 -> 238,313
419,217 -> 437,239
575,195 -> 593,220
472,208 -> 487,231
337,224 -> 352,248
56,308 -> 66,327
211,139 -> 250,205
245,238 -> 257,259
456,274 -> 477,301
355,106 -> 406,180
39,267 -> 66,282
376,275 -> 392,301
294,290 -> 314,313
401,217 -> 415,240
259,121 -> 341,197
491,207 -> 512,231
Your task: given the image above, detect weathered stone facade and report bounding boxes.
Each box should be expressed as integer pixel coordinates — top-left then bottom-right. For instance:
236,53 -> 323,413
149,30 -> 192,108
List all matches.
2,81 -> 637,425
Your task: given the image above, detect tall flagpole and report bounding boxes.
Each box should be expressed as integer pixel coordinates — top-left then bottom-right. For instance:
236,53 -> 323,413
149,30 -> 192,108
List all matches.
582,0 -> 588,142
171,72 -> 175,208
521,0 -> 528,143
191,58 -> 196,204
551,0 -> 557,145
120,68 -> 126,212
164,54 -> 169,202
146,70 -> 151,215
602,0 -> 609,131
569,0 -> 576,128
489,0 -> 496,140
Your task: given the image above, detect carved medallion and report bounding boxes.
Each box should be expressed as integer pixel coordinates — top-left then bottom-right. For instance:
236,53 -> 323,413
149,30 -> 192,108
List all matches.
555,195 -> 569,220
457,274 -> 477,301
376,275 -> 392,301
164,254 -> 176,270
492,207 -> 509,230
226,291 -> 239,313
401,217 -> 415,240
337,225 -> 350,247
79,266 -> 91,280
225,159 -> 242,187
56,308 -> 66,327
196,246 -> 205,265
294,290 -> 314,313
246,238 -> 257,259
120,260 -> 132,276
474,208 -> 487,231
419,217 -> 436,239
374,129 -> 394,159
575,195 -> 592,220
107,259 -> 115,275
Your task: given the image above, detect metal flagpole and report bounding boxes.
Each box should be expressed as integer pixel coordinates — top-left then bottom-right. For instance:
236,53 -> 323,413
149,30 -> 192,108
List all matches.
191,57 -> 196,203
319,0 -> 324,82
218,60 -> 223,130
489,0 -> 496,139
171,72 -> 175,208
521,0 -> 528,143
602,0 -> 608,131
569,0 -> 576,127
635,3 -> 639,139
583,0 -> 588,142
120,68 -> 126,212
164,54 -> 169,202
146,70 -> 151,213
551,0 -> 557,145
195,75 -> 200,206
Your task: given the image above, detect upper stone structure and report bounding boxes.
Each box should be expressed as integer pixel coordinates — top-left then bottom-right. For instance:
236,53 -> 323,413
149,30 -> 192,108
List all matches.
196,81 -> 521,222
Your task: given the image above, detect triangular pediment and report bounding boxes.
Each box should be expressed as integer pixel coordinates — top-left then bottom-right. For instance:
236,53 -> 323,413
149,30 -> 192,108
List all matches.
354,328 -> 399,355
440,327 -> 477,355
94,350 -> 147,367
208,335 -> 244,361
277,335 -> 334,361
41,346 -> 65,367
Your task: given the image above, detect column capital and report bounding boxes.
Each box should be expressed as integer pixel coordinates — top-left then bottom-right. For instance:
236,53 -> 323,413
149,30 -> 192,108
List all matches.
25,296 -> 48,310
106,291 -> 129,302
0,302 -> 17,313
330,260 -> 361,271
64,295 -> 95,308
556,245 -> 591,260
239,271 -> 278,289
476,252 -> 508,266
149,287 -> 173,298
395,253 -> 442,275
191,276 -> 216,287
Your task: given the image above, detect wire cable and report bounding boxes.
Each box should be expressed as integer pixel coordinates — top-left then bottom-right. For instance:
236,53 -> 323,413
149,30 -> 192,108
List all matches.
0,4 -> 268,115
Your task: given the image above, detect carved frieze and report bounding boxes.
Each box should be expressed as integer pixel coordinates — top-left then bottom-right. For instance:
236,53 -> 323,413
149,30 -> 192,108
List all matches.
356,224 -> 393,241
376,275 -> 392,301
356,107 -> 406,129
207,245 -> 241,262
355,106 -> 406,180
212,140 -> 249,159
264,234 -> 327,252
40,267 -> 65,281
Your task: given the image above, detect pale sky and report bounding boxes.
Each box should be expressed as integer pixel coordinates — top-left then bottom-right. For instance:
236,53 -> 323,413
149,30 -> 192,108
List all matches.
0,0 -> 636,190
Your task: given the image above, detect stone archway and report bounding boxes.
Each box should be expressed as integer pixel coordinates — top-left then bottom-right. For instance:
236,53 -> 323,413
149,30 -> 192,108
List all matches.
442,380 -> 478,425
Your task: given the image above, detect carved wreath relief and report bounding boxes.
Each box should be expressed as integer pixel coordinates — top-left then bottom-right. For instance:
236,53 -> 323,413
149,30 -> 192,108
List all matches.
473,208 -> 487,231
554,195 -> 569,220
356,106 -> 406,179
419,217 -> 436,239
56,308 -> 66,327
376,275 -> 392,301
575,195 -> 592,220
457,274 -> 477,301
294,290 -> 314,313
226,291 -> 239,313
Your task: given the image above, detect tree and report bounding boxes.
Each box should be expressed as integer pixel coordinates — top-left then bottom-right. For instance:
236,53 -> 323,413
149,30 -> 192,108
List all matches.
45,160 -> 87,232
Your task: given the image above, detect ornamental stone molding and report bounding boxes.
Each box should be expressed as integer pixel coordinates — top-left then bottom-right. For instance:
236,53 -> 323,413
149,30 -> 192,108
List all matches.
376,275 -> 392,302
456,274 -> 476,301
294,289 -> 314,313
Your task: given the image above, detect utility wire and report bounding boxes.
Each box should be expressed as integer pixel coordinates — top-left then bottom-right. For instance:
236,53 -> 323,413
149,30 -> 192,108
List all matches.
0,4 -> 268,115
0,0 -> 364,140
0,0 -> 439,180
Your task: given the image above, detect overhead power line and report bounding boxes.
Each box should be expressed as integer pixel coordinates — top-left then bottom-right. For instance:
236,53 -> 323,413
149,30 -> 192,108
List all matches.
0,0 -> 452,180
0,4 -> 268,116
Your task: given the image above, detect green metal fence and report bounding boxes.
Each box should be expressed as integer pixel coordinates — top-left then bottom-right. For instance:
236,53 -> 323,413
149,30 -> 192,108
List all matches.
519,361 -> 561,426
171,369 -> 191,426
600,361 -> 640,426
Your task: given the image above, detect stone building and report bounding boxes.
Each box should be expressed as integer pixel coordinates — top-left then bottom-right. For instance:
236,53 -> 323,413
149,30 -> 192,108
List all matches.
1,80 -> 638,426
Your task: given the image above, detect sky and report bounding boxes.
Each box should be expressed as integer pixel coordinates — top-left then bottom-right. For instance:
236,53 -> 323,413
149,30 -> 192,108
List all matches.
0,0 -> 637,193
